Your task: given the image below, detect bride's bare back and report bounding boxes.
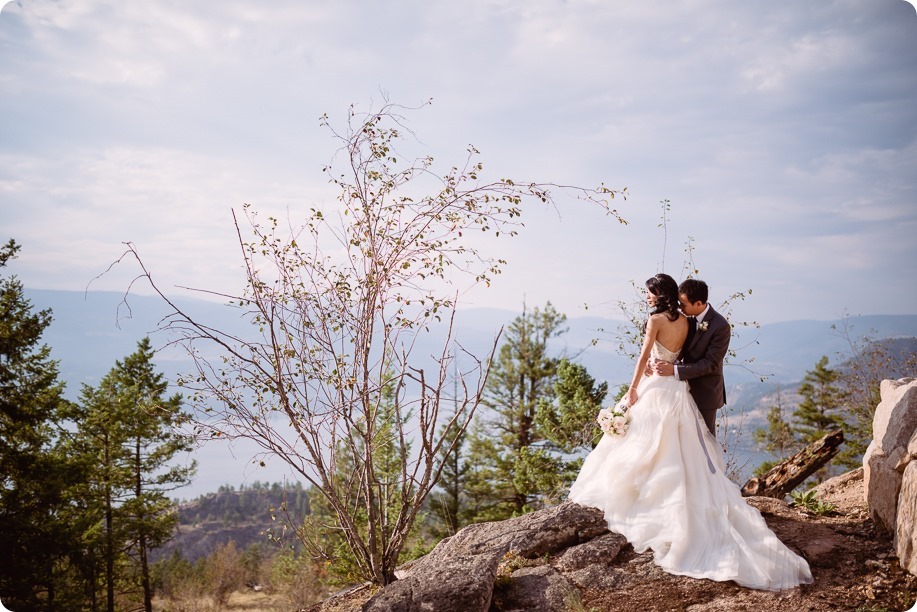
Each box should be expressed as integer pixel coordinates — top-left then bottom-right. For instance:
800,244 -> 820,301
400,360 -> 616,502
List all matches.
652,313 -> 690,354
626,312 -> 690,406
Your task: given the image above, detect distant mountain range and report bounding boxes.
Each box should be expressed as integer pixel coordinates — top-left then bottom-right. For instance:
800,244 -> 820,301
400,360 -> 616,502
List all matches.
24,288 -> 917,497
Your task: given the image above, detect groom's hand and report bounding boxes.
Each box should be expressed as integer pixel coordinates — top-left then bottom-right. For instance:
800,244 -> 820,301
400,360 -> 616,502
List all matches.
654,360 -> 675,377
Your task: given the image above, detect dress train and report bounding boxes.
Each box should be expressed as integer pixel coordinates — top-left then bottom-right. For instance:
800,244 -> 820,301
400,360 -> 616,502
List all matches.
568,343 -> 813,591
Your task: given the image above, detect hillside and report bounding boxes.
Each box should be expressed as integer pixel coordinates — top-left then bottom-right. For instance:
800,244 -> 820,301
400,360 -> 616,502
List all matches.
151,482 -> 309,563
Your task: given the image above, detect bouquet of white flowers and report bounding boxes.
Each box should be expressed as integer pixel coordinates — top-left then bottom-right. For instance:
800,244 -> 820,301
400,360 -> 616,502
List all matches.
597,399 -> 631,437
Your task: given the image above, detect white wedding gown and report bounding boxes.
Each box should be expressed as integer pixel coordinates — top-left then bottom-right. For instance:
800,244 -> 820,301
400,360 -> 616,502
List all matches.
569,341 -> 813,591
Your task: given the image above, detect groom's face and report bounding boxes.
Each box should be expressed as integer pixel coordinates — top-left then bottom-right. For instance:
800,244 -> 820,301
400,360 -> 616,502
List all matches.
678,293 -> 706,317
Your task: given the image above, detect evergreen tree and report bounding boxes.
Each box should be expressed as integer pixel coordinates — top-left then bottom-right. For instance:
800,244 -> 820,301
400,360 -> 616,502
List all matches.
73,377 -> 132,612
752,358 -> 846,483
464,303 -> 568,521
0,239 -> 82,610
788,356 -> 848,482
753,344 -> 914,480
536,358 -> 609,454
794,356 -> 847,443
752,386 -> 800,476
116,338 -> 195,612
72,338 -> 195,612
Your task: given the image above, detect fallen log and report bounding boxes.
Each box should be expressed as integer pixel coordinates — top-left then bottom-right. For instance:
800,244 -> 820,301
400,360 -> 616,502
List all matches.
741,429 -> 844,498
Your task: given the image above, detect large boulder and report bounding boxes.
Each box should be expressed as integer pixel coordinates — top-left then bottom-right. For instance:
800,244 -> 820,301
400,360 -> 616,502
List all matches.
896,428 -> 917,575
863,378 -> 917,534
307,476 -> 915,611
361,502 -> 608,612
362,544 -> 504,612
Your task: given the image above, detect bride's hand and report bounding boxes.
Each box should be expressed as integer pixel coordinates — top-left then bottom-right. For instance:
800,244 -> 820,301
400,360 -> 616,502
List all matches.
626,387 -> 638,407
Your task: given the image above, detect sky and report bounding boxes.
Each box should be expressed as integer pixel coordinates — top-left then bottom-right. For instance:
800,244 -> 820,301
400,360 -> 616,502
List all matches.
3,0 -> 916,497
2,0 -> 917,328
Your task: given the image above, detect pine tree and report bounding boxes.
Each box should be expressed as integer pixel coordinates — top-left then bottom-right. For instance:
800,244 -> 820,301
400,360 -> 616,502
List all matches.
74,375 -> 135,612
464,303 -> 568,521
536,358 -> 609,454
791,356 -> 848,482
0,239 -> 83,610
794,356 -> 847,442
752,386 -> 800,476
72,338 -> 195,612
116,338 -> 195,612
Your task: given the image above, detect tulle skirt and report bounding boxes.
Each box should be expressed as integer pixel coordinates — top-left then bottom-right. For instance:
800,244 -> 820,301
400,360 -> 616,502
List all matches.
568,374 -> 813,591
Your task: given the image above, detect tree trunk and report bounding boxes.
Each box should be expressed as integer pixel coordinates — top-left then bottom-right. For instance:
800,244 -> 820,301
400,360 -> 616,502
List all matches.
105,436 -> 115,612
137,437 -> 152,612
741,429 -> 844,498
106,492 -> 114,612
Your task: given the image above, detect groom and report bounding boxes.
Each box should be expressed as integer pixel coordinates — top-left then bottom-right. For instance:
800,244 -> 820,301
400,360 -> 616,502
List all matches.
653,279 -> 730,436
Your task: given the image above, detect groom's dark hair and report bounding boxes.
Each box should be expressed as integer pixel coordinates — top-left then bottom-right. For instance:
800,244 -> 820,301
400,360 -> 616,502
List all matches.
679,279 -> 708,304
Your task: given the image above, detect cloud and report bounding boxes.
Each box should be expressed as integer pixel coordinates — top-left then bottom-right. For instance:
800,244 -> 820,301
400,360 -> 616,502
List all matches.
0,0 -> 915,324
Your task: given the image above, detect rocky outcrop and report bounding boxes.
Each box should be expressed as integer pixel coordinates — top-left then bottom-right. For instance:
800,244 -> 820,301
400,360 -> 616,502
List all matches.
863,379 -> 917,533
308,473 -> 917,612
862,377 -> 917,576
363,502 -> 608,612
897,427 -> 917,575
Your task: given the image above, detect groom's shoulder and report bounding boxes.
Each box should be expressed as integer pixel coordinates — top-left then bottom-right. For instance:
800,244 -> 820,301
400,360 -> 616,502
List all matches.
708,307 -> 729,327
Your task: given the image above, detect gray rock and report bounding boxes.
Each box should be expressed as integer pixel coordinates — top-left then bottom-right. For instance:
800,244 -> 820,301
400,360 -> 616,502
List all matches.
871,378 -> 917,452
565,562 -> 631,591
553,532 -> 627,572
362,547 -> 503,612
864,378 -> 917,535
897,431 -> 917,576
561,537 -> 636,593
495,565 -> 574,612
866,447 -> 904,534
429,501 -> 608,561
311,471 -> 887,610
362,502 -> 608,611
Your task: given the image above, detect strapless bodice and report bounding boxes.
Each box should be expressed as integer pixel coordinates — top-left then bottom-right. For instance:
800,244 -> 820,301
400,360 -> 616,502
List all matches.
652,341 -> 680,363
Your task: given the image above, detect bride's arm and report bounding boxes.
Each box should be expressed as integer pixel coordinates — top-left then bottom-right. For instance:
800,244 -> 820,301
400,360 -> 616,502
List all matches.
626,315 -> 659,405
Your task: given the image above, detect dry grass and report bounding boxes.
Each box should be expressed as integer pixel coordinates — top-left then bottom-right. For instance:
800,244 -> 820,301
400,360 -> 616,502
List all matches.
153,589 -> 290,612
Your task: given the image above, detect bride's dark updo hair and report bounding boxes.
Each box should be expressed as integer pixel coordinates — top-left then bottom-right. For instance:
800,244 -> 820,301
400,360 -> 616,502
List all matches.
646,273 -> 680,321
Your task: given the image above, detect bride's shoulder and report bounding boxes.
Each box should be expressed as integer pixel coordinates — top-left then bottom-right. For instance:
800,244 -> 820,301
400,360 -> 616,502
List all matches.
648,313 -> 681,332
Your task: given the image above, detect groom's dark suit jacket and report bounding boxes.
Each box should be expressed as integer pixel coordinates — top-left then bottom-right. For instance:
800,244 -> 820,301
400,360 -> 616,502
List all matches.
678,305 -> 730,435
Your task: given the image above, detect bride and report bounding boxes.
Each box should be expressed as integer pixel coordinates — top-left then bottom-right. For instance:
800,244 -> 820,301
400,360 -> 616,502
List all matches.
568,273 -> 813,591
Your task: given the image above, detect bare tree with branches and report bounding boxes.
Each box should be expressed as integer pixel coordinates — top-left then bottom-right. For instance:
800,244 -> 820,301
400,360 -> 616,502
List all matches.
109,101 -> 624,585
